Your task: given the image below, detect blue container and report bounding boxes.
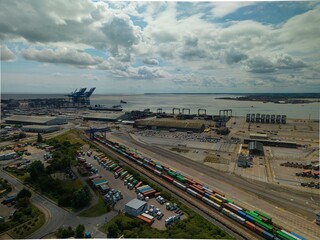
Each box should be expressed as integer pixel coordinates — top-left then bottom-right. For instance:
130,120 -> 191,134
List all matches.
244,214 -> 255,223
262,231 -> 274,240
290,232 -> 306,240
204,192 -> 211,199
237,210 -> 246,219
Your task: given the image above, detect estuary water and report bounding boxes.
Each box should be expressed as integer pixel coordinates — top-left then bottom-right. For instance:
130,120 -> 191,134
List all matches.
2,93 -> 319,119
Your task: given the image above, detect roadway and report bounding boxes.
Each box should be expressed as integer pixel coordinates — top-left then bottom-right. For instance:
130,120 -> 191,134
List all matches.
0,163 -> 115,239
109,132 -> 320,240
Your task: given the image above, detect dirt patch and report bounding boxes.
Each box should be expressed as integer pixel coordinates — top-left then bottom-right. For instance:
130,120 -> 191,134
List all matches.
204,155 -> 228,164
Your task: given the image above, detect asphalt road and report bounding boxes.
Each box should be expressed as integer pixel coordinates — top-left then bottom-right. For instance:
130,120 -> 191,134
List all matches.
0,167 -> 116,239
111,132 -> 320,240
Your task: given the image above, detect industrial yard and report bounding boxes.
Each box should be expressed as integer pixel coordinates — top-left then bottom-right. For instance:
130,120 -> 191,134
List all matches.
0,90 -> 319,240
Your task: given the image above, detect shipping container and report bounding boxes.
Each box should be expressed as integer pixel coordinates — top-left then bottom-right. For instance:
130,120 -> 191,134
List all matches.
209,195 -> 223,205
186,188 -> 199,198
262,231 -> 274,240
276,230 -> 296,240
246,211 -> 263,221
132,179 -> 138,186
215,194 -> 227,202
176,175 -> 187,183
229,202 -> 242,211
254,219 -> 273,232
89,174 -> 101,180
222,208 -> 245,224
137,215 -> 153,224
202,196 -> 221,210
142,189 -> 156,197
290,232 -> 306,240
154,170 -> 162,176
173,180 -> 187,191
204,192 -> 211,199
162,175 -> 174,183
189,185 -> 205,195
281,230 -> 302,240
224,203 -> 239,213
141,213 -> 155,221
135,181 -> 143,188
168,171 -> 176,178
253,210 -> 272,223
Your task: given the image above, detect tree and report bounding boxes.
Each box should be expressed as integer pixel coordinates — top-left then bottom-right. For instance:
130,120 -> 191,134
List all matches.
17,188 -> 32,199
75,224 -> 85,238
37,133 -> 43,143
107,223 -> 119,238
29,160 -> 45,181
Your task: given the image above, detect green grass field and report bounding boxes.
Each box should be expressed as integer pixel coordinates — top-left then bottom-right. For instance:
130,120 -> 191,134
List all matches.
78,197 -> 111,217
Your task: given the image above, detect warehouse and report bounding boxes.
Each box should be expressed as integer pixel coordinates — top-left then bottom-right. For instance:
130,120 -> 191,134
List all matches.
237,155 -> 251,168
5,115 -> 66,125
21,125 -> 60,133
125,199 -> 147,217
244,139 -> 297,148
134,118 -> 205,133
248,141 -> 264,155
83,112 -> 127,122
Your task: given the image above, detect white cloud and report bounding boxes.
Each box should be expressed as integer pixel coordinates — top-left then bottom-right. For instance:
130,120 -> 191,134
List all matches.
211,2 -> 255,18
22,47 -> 103,66
143,58 -> 159,65
1,45 -> 16,61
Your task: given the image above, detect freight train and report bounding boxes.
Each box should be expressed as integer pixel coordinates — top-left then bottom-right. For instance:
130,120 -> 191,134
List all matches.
93,135 -> 306,240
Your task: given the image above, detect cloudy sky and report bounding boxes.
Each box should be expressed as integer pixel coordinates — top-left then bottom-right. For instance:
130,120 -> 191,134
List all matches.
1,1 -> 319,94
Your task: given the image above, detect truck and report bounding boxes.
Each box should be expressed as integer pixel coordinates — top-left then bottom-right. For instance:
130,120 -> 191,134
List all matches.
2,196 -> 16,204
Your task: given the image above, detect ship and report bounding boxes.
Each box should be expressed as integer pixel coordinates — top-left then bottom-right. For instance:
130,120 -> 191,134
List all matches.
120,100 -> 127,104
89,104 -> 123,111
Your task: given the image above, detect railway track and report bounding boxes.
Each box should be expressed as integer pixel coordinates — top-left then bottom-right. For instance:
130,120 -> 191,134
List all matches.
120,133 -> 318,217
85,135 -> 262,240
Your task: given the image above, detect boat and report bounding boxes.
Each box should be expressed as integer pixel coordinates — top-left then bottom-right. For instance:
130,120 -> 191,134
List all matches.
90,104 -> 123,111
120,100 -> 127,104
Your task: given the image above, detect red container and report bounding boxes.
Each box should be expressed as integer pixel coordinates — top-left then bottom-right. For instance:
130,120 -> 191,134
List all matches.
146,165 -> 155,172
162,175 -> 174,183
143,189 -> 156,197
254,225 -> 264,235
213,190 -> 225,197
135,181 -> 143,189
189,185 -> 205,195
245,221 -> 255,231
154,192 -> 161,197
224,203 -> 238,213
116,168 -> 123,174
113,166 -> 120,172
186,178 -> 196,185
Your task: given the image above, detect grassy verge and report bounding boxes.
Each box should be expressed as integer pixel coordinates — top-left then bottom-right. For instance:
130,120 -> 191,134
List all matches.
53,129 -> 85,145
5,204 -> 45,239
78,197 -> 111,217
99,213 -> 232,239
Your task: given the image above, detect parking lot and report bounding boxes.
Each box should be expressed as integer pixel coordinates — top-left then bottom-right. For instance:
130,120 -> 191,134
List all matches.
79,148 -> 186,230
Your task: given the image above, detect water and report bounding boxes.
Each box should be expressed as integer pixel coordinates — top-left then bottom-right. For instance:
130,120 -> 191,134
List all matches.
1,93 -> 319,119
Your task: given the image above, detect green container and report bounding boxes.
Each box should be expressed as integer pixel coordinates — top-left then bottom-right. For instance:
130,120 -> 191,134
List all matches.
132,179 -> 138,186
276,230 -> 295,240
176,175 -> 186,183
246,211 -> 262,221
254,219 -> 273,232
226,199 -> 234,203
168,171 -> 176,177
253,210 -> 272,222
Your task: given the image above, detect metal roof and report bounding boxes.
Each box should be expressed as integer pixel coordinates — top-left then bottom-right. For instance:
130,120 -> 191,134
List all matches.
83,112 -> 125,120
5,115 -> 61,124
21,125 -> 60,129
125,198 -> 147,210
249,141 -> 264,152
135,118 -> 205,129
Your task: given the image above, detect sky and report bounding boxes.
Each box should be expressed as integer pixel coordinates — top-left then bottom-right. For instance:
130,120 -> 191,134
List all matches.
0,1 -> 319,94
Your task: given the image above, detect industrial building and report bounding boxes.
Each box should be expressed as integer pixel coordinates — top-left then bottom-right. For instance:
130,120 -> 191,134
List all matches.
5,115 -> 66,126
134,118 -> 205,133
249,133 -> 268,140
244,139 -> 297,148
248,141 -> 264,155
125,199 -> 147,217
82,112 -> 127,122
237,155 -> 251,168
21,125 -> 60,133
0,152 -> 17,161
